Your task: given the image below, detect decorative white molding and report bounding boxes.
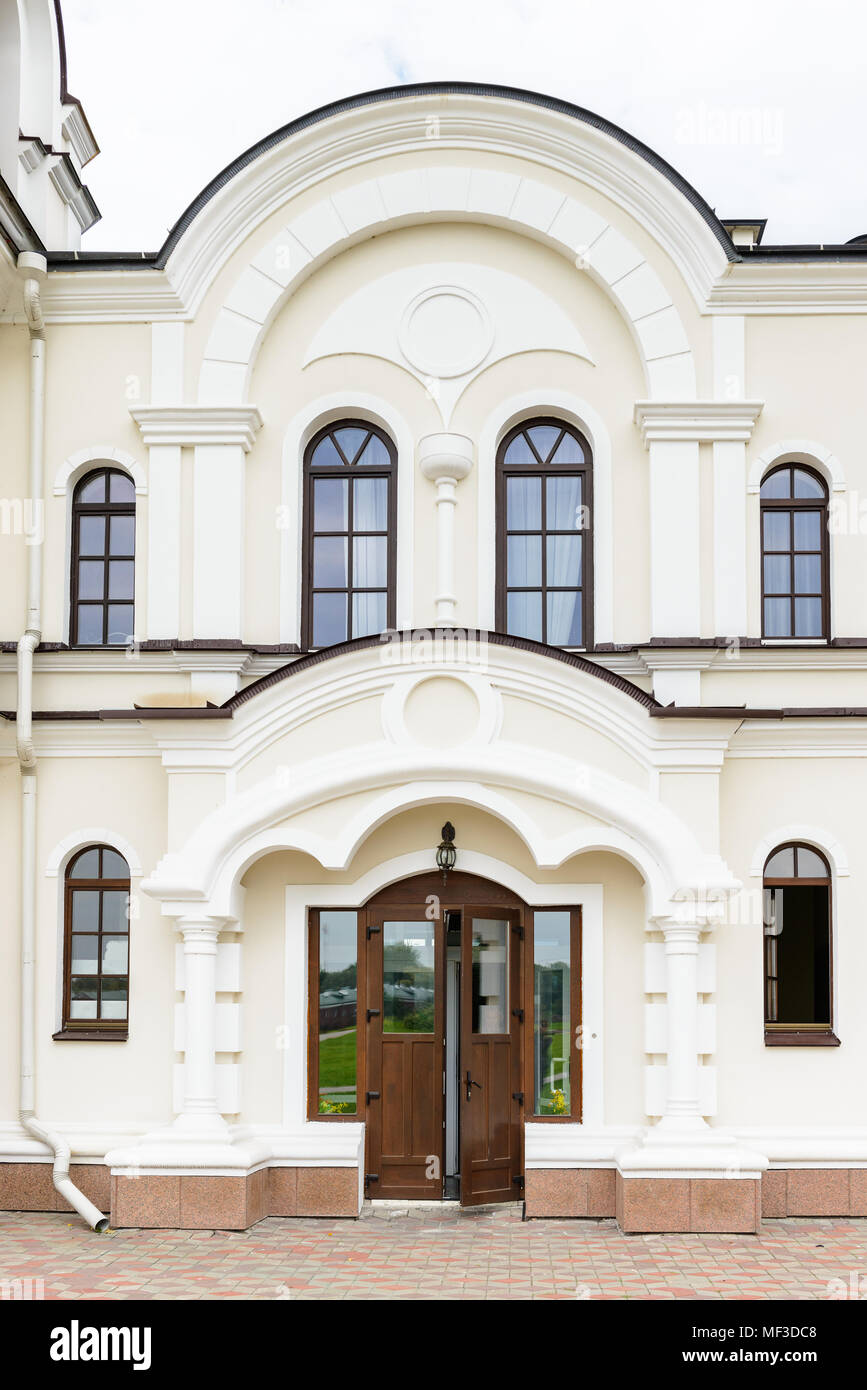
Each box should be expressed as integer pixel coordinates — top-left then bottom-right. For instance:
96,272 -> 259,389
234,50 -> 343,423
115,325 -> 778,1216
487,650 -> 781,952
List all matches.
707,264 -> 867,315
634,400 -> 764,444
53,445 -> 147,497
747,438 -> 846,493
418,432 -> 474,626
749,825 -> 849,879
130,405 -> 263,452
45,828 -> 144,879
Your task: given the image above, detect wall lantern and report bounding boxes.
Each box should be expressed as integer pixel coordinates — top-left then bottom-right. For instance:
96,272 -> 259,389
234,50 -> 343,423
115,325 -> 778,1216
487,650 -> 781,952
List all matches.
436,822 -> 457,885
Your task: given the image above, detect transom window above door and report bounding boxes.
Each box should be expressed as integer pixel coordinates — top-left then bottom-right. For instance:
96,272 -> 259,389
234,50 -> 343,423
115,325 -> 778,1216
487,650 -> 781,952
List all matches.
302,421 -> 397,650
496,418 -> 593,649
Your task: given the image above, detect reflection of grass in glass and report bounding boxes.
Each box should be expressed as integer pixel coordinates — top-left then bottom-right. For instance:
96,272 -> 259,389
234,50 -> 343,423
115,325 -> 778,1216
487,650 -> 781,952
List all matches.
536,1025 -> 570,1114
318,1027 -> 357,1102
383,1005 -> 435,1033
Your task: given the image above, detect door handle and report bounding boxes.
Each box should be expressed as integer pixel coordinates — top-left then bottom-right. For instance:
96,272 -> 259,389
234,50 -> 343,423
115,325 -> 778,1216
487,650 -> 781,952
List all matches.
465,1070 -> 482,1101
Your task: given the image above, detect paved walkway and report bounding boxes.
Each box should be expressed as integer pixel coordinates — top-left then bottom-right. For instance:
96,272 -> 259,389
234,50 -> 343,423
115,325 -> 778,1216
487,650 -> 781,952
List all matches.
1,1204 -> 866,1300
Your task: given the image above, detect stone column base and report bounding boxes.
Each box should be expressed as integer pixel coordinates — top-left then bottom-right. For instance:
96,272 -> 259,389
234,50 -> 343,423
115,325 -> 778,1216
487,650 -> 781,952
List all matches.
616,1173 -> 761,1233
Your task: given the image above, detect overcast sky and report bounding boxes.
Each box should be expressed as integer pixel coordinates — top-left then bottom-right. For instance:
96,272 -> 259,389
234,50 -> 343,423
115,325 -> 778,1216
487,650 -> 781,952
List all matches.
63,0 -> 867,251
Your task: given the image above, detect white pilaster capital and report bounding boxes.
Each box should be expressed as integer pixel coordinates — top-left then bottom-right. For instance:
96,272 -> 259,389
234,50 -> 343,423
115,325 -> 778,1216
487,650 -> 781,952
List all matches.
176,916 -> 225,951
634,400 -> 764,446
130,404 -> 264,451
418,432 -> 474,484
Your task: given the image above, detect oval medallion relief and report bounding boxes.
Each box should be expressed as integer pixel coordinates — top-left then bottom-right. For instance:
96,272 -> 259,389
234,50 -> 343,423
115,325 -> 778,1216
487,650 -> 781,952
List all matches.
398,285 -> 493,379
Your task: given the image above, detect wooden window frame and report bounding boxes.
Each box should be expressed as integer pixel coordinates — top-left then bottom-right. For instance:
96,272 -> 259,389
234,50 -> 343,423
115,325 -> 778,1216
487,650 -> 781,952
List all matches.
307,908 -> 365,1121
760,463 -> 830,641
496,417 -> 594,650
70,467 -> 136,648
55,845 -> 130,1041
526,906 -> 583,1122
763,841 -> 838,1047
301,420 -> 397,652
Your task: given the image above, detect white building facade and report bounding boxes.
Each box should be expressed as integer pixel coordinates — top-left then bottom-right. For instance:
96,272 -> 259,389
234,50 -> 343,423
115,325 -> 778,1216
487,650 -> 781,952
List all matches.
2,2 -> 867,1232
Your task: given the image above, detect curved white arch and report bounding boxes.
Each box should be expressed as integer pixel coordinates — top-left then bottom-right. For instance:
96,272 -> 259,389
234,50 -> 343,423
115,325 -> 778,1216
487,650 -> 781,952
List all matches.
749,825 -> 849,880
197,164 -> 697,406
747,439 -> 845,495
45,827 -> 144,878
53,445 -> 147,498
476,389 -> 614,643
279,392 -> 416,644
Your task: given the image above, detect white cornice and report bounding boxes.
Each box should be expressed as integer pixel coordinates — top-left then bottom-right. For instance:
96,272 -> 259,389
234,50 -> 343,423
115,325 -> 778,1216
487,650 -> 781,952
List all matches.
708,262 -> 867,314
634,399 -> 763,444
130,405 -> 263,451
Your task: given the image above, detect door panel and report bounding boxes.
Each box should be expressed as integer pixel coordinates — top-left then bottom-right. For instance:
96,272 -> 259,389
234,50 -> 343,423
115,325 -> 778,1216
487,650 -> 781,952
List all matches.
365,911 -> 443,1200
460,910 -> 523,1206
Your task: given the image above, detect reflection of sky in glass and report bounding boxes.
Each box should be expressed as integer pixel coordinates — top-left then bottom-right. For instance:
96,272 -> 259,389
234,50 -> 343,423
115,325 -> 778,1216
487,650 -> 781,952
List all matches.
533,910 -> 570,964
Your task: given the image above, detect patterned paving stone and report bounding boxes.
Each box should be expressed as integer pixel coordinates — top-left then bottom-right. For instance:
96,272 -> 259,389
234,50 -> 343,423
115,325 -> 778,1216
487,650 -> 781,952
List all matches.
1,1204 -> 867,1300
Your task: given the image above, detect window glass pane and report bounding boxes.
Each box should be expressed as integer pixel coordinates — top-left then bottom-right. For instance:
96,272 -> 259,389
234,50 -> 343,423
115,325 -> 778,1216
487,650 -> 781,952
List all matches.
106,605 -> 134,645
383,922 -> 435,1033
317,911 -> 358,1113
102,891 -> 130,933
102,935 -> 129,974
765,847 -> 795,877
794,554 -> 821,593
470,919 -> 508,1033
108,560 -> 135,600
549,432 -> 585,465
533,911 -> 571,1115
507,590 -> 542,641
760,468 -> 791,499
793,469 -> 825,499
313,536 -> 347,588
353,535 -> 387,588
796,847 -> 828,878
357,433 -> 390,466
762,511 -> 790,550
311,434 -> 343,467
507,534 -> 541,586
506,475 -> 541,529
763,554 -> 790,596
78,560 -> 105,599
763,597 -> 791,638
71,891 -> 100,931
546,475 -> 583,531
102,849 -> 129,878
77,475 -> 105,503
547,591 -> 582,646
547,533 -> 582,586
76,605 -> 103,644
503,432 -> 538,466
353,476 -> 388,531
767,885 -> 830,1024
69,978 -> 98,1019
71,935 -> 99,973
109,473 -> 135,502
314,477 -> 348,530
100,980 -> 128,1020
351,591 -> 386,638
70,849 -> 99,879
333,427 -> 369,463
527,425 -> 563,462
312,592 -> 347,647
109,515 -> 135,556
78,516 -> 105,554
794,597 -> 822,638
794,511 -> 822,551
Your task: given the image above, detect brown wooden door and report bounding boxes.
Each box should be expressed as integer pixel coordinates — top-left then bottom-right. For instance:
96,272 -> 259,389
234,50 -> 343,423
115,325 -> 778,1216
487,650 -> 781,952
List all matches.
459,908 -> 523,1206
365,906 -> 444,1200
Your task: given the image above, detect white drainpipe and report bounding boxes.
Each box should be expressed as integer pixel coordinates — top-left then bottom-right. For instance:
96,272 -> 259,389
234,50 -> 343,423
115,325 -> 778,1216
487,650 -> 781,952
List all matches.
16,252 -> 108,1232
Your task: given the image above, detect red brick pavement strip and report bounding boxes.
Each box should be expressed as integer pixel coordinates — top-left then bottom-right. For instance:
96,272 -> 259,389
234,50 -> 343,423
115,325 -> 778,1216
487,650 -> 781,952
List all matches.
1,1206 -> 866,1300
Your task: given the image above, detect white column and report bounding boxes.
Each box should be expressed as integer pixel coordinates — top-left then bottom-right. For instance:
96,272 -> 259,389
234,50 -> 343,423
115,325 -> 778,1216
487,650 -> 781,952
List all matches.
659,920 -> 705,1132
418,433 -> 473,627
176,916 -> 228,1134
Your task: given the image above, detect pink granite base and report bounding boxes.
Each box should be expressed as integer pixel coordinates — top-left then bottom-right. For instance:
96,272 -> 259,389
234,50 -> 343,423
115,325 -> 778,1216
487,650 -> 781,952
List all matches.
110,1165 -> 360,1229
525,1168 -> 616,1218
616,1173 -> 761,1233
763,1168 -> 867,1218
0,1163 -> 111,1214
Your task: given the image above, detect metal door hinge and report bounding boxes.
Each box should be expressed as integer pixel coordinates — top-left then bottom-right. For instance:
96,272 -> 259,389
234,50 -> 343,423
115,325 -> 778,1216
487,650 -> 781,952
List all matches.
512,924 -> 525,940
366,1091 -> 380,1103
366,923 -> 381,939
511,1008 -> 524,1023
512,1174 -> 525,1190
366,1008 -> 381,1021
512,1091 -> 524,1106
364,1172 -> 379,1187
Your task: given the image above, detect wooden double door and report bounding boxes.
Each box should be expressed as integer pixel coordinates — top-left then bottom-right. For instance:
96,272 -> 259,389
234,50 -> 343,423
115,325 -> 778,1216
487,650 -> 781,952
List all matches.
364,872 -> 524,1206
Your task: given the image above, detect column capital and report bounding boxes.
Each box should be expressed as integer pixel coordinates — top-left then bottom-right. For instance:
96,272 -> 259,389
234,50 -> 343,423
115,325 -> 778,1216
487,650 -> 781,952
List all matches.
418,432 -> 474,483
131,404 -> 263,451
634,400 -> 763,446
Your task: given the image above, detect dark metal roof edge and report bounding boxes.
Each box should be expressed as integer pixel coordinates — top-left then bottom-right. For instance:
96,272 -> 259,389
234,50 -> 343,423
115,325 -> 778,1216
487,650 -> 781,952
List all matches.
651,706 -> 867,719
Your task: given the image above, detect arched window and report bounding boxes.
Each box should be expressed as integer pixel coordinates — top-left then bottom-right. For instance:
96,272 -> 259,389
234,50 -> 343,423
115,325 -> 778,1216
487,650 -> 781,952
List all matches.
760,464 -> 829,639
763,843 -> 837,1045
70,468 -> 136,646
302,421 -> 396,649
496,418 -> 593,648
59,845 -> 131,1038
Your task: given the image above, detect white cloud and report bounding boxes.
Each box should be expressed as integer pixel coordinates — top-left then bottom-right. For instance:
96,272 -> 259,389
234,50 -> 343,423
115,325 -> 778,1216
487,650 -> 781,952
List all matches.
62,0 -> 867,248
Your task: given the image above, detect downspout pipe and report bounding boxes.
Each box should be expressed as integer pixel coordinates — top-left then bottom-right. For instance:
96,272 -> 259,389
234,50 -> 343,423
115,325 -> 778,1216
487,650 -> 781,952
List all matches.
16,252 -> 108,1233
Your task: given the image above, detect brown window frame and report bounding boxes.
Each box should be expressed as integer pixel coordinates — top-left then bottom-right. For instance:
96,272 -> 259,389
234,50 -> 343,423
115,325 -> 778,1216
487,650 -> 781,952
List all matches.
760,463 -> 830,641
70,467 -> 136,648
307,908 -> 365,1122
301,420 -> 397,652
496,417 -> 594,650
763,841 -> 838,1047
55,844 -> 131,1041
526,906 -> 583,1122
